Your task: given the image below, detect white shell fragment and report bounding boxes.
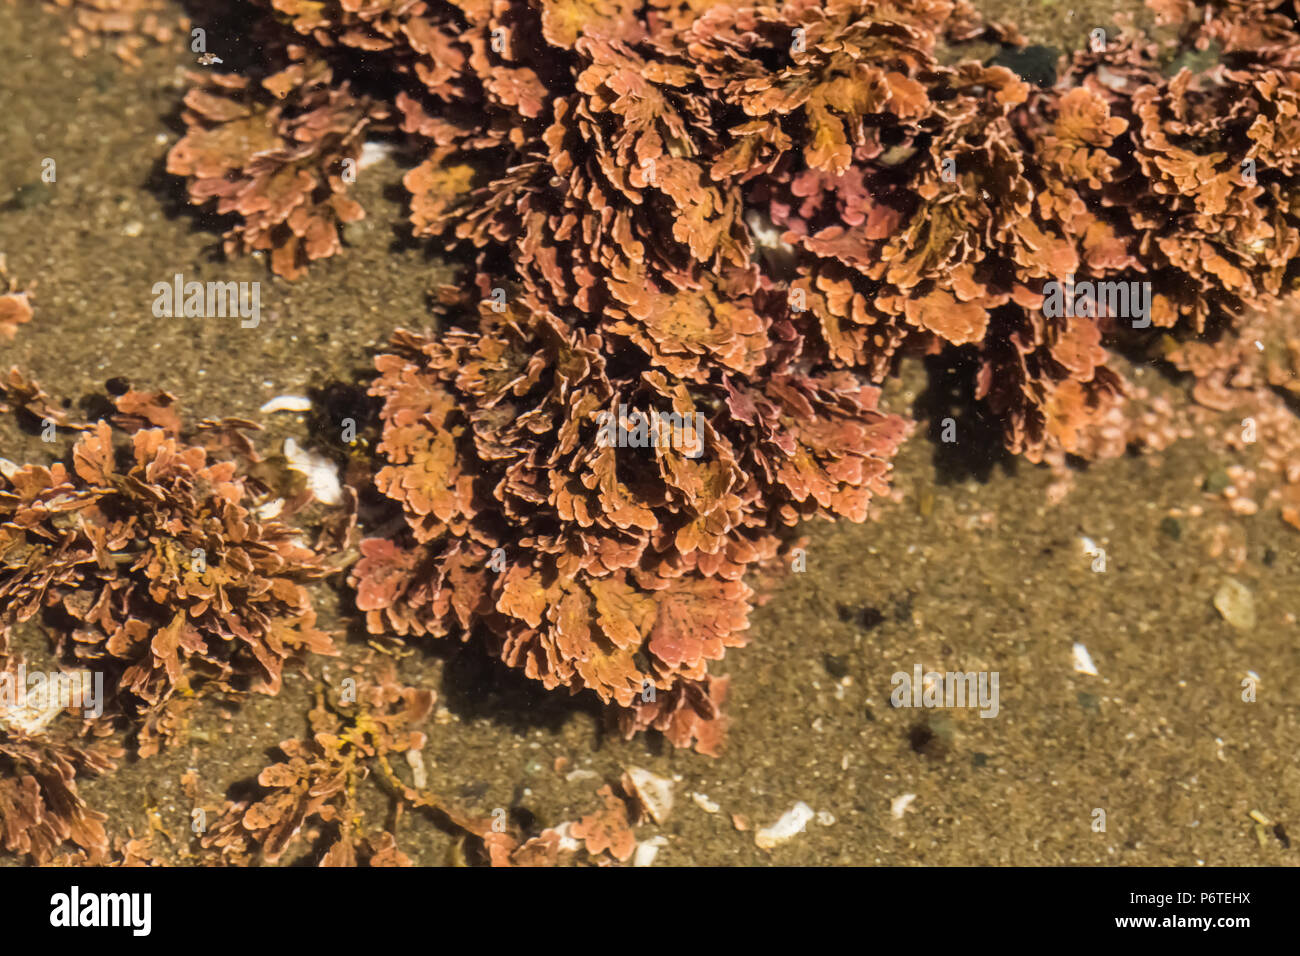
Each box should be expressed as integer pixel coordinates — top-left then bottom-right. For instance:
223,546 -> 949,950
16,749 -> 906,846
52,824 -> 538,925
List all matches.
890,793 -> 917,819
1094,64 -> 1128,92
0,684 -> 66,736
551,822 -> 583,854
632,836 -> 668,867
755,801 -> 814,849
744,209 -> 795,254
624,767 -> 675,825
691,792 -> 721,814
283,437 -> 342,506
1072,642 -> 1099,677
358,140 -> 395,170
405,748 -> 428,790
0,458 -> 20,479
254,498 -> 285,520
259,394 -> 313,413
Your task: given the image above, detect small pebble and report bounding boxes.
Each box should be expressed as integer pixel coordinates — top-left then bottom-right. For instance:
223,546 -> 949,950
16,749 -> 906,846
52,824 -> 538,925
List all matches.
822,653 -> 849,679
1203,469 -> 1231,494
1214,577 -> 1256,630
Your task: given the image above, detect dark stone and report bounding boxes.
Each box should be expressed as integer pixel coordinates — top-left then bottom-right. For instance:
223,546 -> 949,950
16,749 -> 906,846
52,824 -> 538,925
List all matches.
988,45 -> 1060,88
837,603 -> 886,631
1203,468 -> 1231,494
823,653 -> 849,679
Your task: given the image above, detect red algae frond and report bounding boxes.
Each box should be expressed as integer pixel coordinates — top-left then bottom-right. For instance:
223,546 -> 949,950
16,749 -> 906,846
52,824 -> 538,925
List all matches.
351,287 -> 908,751
0,393 -> 336,758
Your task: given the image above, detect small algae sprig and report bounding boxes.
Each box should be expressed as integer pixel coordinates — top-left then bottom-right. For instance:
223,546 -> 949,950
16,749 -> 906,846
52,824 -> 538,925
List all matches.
196,663 -> 663,866
166,41 -> 385,280
199,665 -> 520,866
200,670 -> 435,866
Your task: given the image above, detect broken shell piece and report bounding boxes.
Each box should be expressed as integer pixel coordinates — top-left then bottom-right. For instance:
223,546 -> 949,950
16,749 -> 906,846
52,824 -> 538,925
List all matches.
0,682 -> 68,736
755,801 -> 814,849
744,209 -> 796,254
632,835 -> 668,867
623,767 -> 675,825
1072,642 -> 1099,676
259,395 -> 313,413
691,792 -> 721,814
0,458 -> 19,480
406,748 -> 428,790
358,140 -> 395,171
878,144 -> 917,165
1094,64 -> 1129,92
890,793 -> 917,819
283,437 -> 342,505
254,497 -> 285,520
551,821 -> 583,854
